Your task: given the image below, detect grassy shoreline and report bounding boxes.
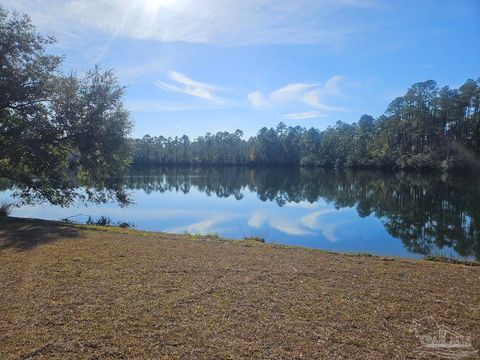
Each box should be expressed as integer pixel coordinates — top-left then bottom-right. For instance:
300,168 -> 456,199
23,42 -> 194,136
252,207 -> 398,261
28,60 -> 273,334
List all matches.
1,217 -> 479,359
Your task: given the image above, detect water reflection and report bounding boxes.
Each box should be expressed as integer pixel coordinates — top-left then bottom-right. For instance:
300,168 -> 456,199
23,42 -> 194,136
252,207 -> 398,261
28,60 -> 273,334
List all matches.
2,166 -> 479,261
126,167 -> 480,260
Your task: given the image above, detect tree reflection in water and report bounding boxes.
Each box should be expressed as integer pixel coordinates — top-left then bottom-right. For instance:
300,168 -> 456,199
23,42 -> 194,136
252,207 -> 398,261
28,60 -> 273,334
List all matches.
127,166 -> 480,261
2,167 -> 478,260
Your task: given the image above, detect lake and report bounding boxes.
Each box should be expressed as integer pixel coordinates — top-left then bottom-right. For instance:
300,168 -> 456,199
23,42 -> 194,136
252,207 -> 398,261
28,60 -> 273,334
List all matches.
1,166 -> 479,261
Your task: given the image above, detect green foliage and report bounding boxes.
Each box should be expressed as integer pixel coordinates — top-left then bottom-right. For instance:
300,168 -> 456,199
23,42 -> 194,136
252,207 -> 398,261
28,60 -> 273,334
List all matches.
133,78 -> 480,170
87,216 -> 113,226
0,7 -> 132,206
85,216 -> 134,228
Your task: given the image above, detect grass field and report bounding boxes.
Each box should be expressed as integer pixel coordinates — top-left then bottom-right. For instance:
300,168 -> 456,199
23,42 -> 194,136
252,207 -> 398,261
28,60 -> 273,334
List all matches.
1,217 -> 479,359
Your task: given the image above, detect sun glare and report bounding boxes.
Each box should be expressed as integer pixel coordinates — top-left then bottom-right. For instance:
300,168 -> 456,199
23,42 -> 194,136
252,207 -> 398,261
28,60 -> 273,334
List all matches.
143,0 -> 181,13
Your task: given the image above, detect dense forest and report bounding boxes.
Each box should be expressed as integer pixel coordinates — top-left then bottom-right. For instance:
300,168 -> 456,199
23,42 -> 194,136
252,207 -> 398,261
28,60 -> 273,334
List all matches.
133,78 -> 480,170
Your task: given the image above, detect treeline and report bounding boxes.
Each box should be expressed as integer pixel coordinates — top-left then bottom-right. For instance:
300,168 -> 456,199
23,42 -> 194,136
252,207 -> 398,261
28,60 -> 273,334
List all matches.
133,78 -> 480,169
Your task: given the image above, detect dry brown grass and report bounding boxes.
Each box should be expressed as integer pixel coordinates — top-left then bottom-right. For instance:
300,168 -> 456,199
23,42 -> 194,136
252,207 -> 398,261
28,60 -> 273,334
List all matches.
0,217 -> 479,359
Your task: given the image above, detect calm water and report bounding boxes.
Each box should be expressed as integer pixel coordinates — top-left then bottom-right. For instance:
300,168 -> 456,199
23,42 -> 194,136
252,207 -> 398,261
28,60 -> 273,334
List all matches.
1,167 -> 479,261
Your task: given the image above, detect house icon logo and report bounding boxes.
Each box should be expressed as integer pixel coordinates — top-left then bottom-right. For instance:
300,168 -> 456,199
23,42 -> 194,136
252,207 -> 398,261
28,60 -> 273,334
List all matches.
410,317 -> 478,359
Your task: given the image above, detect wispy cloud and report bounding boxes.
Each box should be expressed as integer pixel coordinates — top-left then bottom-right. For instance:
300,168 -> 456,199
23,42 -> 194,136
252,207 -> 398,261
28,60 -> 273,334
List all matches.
137,73 -> 348,113
116,61 -> 171,83
247,207 -> 351,240
322,75 -> 344,96
303,89 -> 347,111
248,75 -> 348,113
148,70 -> 244,111
301,209 -> 338,229
155,71 -> 227,102
5,0 -> 381,47
270,83 -> 318,104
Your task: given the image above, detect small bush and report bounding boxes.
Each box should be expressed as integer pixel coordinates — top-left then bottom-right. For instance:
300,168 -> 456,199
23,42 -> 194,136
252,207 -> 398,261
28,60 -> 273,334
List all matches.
184,231 -> 219,238
96,216 -> 112,226
205,232 -> 219,238
86,216 -> 134,228
117,222 -> 134,229
86,216 -> 112,226
0,201 -> 14,217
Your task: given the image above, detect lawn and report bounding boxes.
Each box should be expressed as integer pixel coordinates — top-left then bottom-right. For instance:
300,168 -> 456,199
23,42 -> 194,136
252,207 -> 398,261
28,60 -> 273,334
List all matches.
0,217 -> 479,359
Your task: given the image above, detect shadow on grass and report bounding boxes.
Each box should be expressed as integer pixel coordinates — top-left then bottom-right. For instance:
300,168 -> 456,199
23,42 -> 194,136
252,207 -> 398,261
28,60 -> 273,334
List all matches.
0,217 -> 80,251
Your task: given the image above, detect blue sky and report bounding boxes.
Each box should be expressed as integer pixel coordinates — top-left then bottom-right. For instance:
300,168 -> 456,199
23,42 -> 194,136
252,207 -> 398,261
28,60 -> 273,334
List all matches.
5,0 -> 479,138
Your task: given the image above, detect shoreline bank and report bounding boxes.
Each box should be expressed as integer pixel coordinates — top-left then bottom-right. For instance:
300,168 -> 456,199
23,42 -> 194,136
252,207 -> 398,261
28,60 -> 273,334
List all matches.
1,217 -> 479,358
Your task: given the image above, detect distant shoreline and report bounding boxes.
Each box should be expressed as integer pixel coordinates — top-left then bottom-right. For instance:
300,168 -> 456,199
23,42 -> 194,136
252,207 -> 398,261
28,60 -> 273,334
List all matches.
129,162 -> 480,173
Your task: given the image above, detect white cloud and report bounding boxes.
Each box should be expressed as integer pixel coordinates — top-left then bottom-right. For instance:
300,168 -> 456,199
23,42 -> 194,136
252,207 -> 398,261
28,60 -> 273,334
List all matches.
154,70 -> 231,105
4,0 -> 380,47
270,83 -> 318,104
115,61 -> 170,83
247,208 -> 351,238
323,75 -> 344,96
248,207 -> 345,242
283,111 -> 328,120
301,209 -> 338,229
249,75 -> 348,113
269,218 -> 313,236
248,210 -> 312,236
170,219 -> 217,234
145,72 -> 349,113
247,211 -> 268,228
167,213 -> 240,234
247,91 -> 269,109
168,71 -> 225,92
128,70 -> 247,112
300,209 -> 348,242
303,89 -> 347,111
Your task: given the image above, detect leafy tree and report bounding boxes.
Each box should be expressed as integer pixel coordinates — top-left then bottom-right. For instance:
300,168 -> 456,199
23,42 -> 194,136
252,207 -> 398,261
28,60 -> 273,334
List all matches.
0,8 -> 132,206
